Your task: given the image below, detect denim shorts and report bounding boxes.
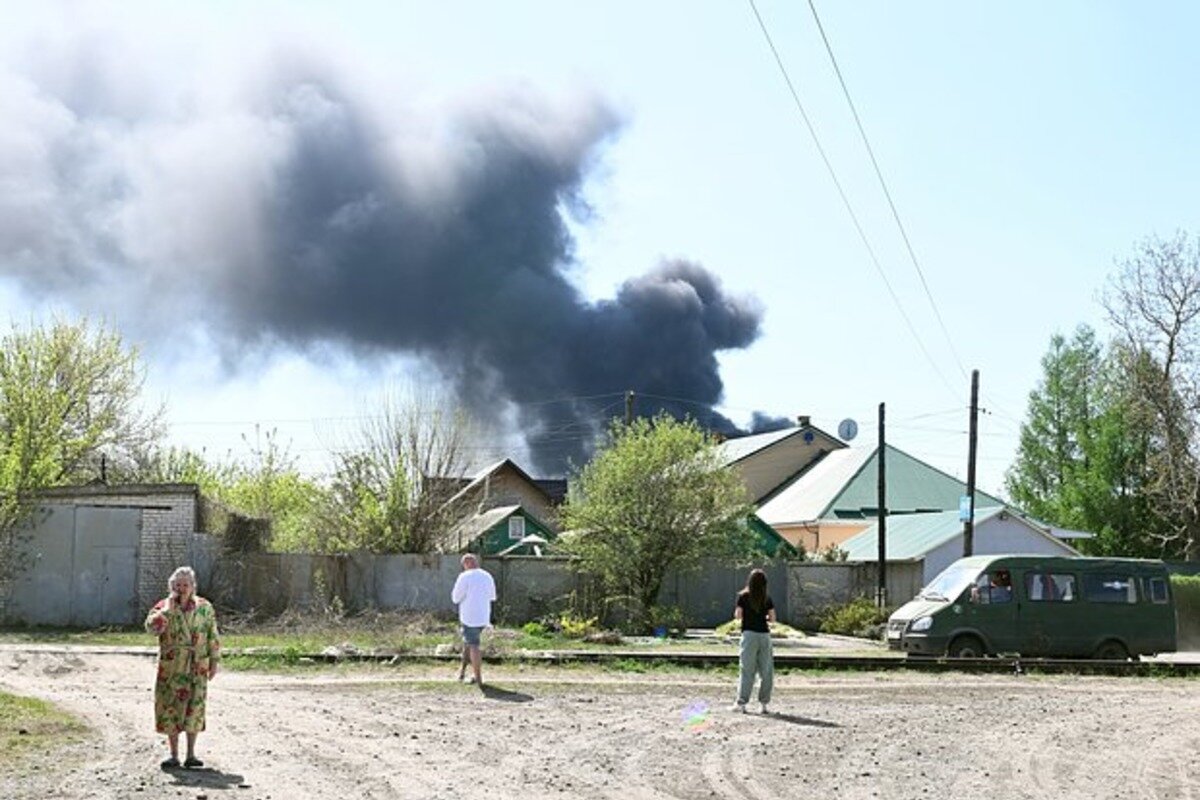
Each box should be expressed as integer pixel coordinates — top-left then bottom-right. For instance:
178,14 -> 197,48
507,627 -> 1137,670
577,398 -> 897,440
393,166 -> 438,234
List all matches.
461,625 -> 485,646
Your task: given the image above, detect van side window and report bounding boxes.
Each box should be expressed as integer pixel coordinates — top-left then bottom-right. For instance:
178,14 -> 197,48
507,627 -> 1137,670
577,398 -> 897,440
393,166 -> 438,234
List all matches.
1082,574 -> 1137,604
972,570 -> 1013,604
1025,572 -> 1075,602
1145,577 -> 1169,604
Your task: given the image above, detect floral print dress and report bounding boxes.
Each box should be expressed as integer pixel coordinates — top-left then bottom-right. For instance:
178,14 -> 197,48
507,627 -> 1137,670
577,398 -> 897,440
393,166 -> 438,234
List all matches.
144,596 -> 221,734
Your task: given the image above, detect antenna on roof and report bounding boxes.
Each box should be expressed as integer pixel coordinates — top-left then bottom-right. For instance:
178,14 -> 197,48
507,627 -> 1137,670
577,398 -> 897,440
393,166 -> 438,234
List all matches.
838,418 -> 859,442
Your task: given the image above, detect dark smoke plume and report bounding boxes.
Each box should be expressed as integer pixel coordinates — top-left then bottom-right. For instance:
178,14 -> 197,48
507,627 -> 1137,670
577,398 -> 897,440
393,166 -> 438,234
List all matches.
0,40 -> 772,473
749,412 -> 796,434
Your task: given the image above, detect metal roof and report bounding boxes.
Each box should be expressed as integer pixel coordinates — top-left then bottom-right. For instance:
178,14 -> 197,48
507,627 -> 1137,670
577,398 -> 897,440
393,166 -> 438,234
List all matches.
718,427 -> 801,465
757,444 -> 1006,525
447,504 -> 523,546
840,507 -> 1008,560
757,448 -> 874,525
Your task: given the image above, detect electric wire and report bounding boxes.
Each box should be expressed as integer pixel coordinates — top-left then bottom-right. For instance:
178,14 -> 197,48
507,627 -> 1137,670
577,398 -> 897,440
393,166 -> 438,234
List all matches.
746,0 -> 960,402
806,0 -> 968,381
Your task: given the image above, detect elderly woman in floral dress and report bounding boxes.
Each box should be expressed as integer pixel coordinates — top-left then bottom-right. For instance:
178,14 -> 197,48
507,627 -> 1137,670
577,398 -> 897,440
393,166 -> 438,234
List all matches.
144,566 -> 221,769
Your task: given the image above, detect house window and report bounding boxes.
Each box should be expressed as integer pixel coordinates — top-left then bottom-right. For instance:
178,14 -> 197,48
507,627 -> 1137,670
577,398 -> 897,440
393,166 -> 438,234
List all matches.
508,516 -> 526,540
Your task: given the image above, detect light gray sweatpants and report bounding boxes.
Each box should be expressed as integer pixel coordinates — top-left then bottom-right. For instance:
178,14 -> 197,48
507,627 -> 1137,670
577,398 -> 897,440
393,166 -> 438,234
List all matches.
737,630 -> 774,705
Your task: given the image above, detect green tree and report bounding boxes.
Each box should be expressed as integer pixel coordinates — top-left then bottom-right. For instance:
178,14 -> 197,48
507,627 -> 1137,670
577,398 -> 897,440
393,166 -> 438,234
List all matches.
1006,326 -> 1104,523
561,414 -> 755,630
222,429 -> 324,552
1007,328 -> 1161,557
318,388 -> 477,553
1104,232 -> 1200,560
1,319 -> 164,584
0,318 -> 163,486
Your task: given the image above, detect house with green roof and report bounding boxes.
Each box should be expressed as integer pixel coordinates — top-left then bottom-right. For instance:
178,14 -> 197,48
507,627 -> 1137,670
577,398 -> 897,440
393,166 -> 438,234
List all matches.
756,444 -> 1005,553
719,425 -> 1008,554
840,507 -> 1079,585
437,504 -> 558,555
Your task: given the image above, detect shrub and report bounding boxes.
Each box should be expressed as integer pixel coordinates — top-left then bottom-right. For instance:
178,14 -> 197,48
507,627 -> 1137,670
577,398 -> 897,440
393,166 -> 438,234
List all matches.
521,621 -> 551,639
647,605 -> 685,636
559,612 -> 600,639
1172,574 -> 1200,646
819,597 -> 888,638
818,544 -> 849,562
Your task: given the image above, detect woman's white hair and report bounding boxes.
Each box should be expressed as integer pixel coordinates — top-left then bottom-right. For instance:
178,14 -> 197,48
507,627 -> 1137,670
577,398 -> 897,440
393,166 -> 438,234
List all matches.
167,566 -> 197,594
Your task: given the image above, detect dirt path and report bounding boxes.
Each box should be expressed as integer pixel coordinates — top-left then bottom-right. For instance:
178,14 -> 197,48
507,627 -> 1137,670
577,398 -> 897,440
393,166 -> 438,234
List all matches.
2,649 -> 1198,799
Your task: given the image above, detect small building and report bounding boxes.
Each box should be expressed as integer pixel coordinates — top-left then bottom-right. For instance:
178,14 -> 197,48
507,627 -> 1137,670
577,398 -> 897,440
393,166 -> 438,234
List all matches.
440,459 -> 559,533
437,504 -> 557,555
719,423 -> 845,504
752,444 -> 1005,553
838,507 -> 1080,585
3,483 -> 202,625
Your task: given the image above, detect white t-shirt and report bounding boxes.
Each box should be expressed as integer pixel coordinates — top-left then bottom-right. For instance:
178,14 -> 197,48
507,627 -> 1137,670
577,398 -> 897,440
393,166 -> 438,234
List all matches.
451,567 -> 497,627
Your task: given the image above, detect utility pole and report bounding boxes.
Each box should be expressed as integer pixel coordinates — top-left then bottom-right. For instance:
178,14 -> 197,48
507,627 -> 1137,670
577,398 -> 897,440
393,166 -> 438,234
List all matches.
876,402 -> 887,609
625,389 -> 635,426
963,369 -> 979,557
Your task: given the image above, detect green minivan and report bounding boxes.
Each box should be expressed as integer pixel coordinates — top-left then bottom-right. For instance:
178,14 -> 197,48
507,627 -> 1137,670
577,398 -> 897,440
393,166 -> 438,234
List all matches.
887,555 -> 1177,659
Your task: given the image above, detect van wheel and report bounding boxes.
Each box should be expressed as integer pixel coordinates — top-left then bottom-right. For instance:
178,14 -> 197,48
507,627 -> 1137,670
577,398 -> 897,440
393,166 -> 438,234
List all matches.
1092,641 -> 1130,661
947,635 -> 987,658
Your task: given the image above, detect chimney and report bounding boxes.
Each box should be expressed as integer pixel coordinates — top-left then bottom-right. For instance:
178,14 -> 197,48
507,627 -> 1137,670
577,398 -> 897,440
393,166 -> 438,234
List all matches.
797,415 -> 811,427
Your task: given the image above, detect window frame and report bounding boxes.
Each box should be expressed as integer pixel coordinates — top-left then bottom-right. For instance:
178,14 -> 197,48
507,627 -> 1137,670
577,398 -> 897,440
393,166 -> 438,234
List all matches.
1024,572 -> 1077,603
507,516 -> 526,541
1144,576 -> 1170,604
1082,573 -> 1138,604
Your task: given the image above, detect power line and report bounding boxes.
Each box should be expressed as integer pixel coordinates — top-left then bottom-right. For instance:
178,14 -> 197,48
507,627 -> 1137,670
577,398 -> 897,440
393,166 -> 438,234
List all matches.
806,0 -> 968,381
745,0 -> 960,401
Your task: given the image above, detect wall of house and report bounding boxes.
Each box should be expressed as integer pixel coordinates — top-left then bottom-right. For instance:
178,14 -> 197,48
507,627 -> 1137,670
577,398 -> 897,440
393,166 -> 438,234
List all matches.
733,436 -> 840,504
473,513 -> 556,555
458,470 -> 557,529
923,515 -> 1079,584
774,521 -> 871,554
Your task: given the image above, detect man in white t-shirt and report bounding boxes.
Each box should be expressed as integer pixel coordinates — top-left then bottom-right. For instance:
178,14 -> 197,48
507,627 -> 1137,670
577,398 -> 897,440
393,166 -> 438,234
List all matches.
451,553 -> 497,685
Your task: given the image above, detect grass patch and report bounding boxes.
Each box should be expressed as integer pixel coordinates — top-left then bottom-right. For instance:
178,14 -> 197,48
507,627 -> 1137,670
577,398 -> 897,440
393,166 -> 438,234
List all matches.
0,691 -> 89,765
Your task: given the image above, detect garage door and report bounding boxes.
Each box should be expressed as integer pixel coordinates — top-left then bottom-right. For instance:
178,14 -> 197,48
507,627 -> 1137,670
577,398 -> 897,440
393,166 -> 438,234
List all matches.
5,505 -> 142,626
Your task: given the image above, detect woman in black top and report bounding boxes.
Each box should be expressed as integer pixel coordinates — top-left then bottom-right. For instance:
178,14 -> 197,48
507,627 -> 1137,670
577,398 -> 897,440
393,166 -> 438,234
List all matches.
733,568 -> 775,714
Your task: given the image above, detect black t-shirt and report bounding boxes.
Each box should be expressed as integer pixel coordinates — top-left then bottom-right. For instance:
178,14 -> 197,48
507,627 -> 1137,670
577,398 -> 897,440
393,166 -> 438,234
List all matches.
737,592 -> 774,633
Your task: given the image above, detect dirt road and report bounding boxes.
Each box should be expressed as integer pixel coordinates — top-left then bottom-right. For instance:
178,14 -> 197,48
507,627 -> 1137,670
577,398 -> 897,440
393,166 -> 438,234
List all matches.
2,648 -> 1198,799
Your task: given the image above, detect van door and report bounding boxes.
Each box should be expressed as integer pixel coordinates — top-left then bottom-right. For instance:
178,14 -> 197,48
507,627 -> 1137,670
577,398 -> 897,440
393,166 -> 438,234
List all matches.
1020,570 -> 1086,656
963,569 -> 1018,653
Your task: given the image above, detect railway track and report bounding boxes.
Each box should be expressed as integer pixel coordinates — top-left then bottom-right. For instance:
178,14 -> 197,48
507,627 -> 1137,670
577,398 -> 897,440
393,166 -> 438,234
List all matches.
7,644 -> 1197,676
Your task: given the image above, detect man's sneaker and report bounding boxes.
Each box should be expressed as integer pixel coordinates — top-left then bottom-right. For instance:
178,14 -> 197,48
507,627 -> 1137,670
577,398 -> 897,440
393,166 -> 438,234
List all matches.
731,703 -> 747,713
760,703 -> 771,715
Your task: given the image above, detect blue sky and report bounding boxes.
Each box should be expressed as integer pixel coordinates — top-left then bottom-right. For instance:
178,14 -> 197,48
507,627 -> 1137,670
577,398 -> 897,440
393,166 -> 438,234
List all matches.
2,1 -> 1198,496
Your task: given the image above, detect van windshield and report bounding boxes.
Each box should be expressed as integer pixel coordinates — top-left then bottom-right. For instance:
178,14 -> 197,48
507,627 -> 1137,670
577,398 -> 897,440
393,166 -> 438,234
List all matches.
919,566 -> 979,601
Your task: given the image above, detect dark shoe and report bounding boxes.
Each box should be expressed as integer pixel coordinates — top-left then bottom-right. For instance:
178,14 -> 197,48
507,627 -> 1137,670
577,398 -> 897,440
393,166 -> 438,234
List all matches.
160,757 -> 181,769
183,756 -> 204,769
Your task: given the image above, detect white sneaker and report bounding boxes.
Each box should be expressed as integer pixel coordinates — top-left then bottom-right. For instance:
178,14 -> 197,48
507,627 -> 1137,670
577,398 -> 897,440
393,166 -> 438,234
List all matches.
731,703 -> 747,713
760,703 -> 771,715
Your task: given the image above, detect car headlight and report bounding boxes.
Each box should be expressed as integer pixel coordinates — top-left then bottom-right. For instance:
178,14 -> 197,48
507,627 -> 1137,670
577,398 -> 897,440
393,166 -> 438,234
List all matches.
910,616 -> 933,632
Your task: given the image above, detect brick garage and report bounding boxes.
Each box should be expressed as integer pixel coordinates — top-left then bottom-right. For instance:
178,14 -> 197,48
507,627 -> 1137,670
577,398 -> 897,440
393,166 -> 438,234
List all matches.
34,483 -> 201,613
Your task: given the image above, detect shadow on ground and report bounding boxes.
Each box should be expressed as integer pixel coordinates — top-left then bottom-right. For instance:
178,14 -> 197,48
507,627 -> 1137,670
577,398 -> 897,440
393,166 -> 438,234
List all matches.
480,683 -> 534,703
165,766 -> 248,789
765,712 -> 839,728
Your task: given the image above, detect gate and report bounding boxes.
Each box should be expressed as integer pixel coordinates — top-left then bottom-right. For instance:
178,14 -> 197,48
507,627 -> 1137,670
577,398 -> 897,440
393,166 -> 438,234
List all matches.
5,505 -> 142,626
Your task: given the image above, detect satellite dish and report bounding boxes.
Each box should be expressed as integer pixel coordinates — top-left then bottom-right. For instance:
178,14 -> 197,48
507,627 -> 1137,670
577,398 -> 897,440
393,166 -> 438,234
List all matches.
838,418 -> 859,441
